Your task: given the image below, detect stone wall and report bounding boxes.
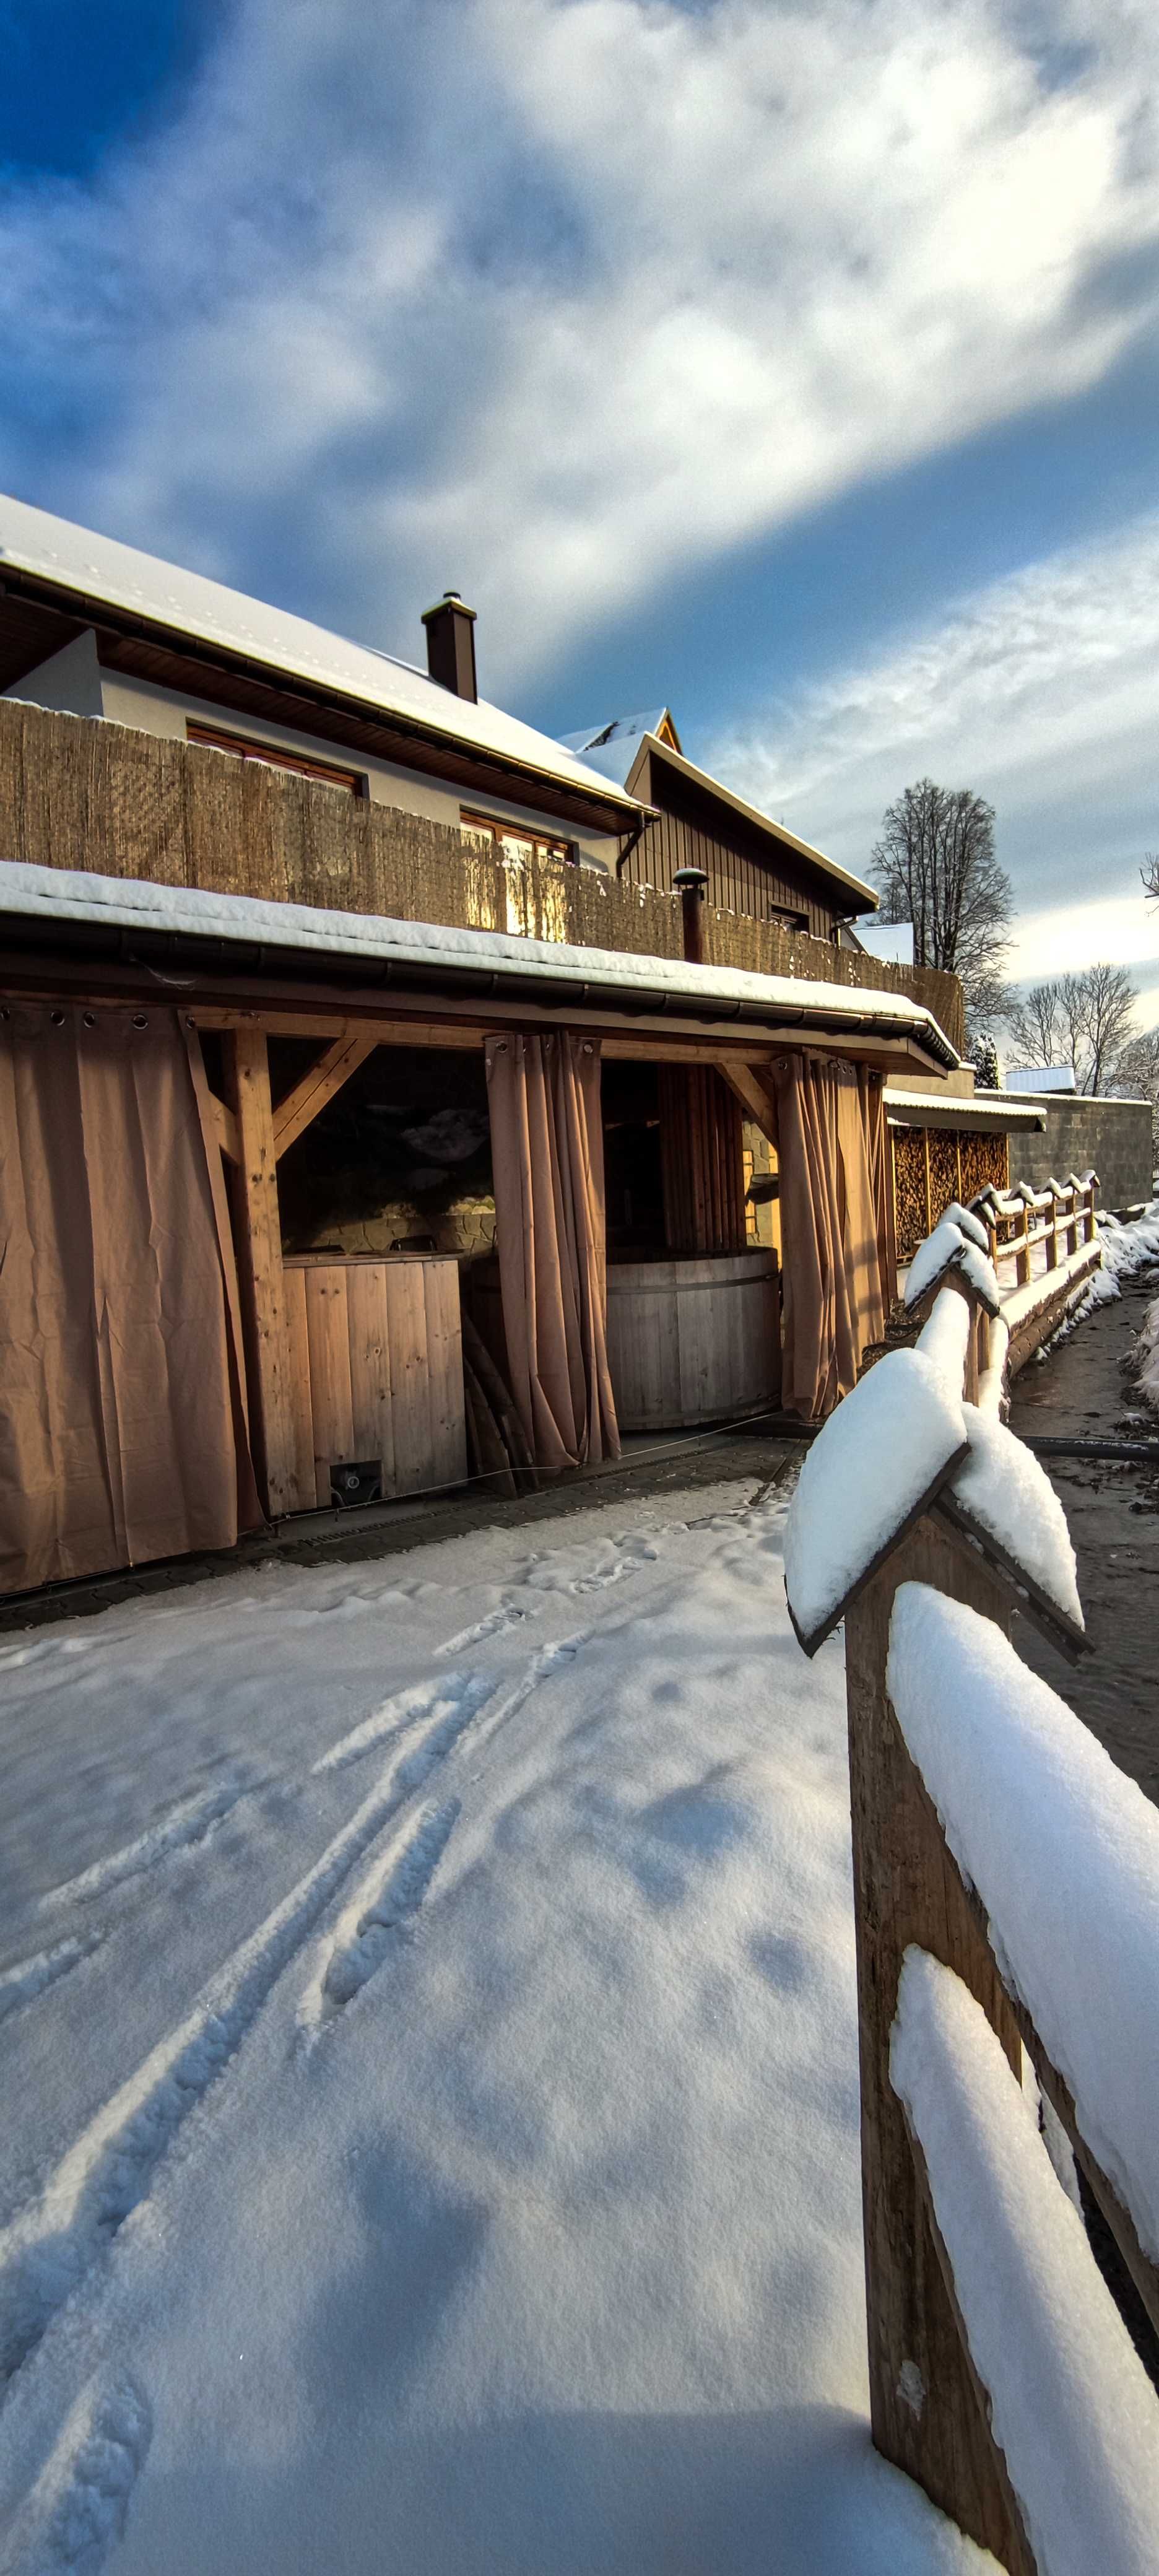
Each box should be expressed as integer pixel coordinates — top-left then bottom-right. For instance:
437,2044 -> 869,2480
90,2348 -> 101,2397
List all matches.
1007,1094 -> 1153,1211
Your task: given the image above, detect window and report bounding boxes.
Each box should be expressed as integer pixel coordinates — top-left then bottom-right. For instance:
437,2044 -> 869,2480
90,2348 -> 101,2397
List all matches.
460,808 -> 577,866
186,721 -> 363,793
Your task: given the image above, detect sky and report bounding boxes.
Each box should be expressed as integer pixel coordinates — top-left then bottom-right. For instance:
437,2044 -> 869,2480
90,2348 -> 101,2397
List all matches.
1,0 -> 1157,1025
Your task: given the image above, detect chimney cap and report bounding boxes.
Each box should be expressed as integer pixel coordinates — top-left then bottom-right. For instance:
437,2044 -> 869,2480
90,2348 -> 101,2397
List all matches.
422,589 -> 477,626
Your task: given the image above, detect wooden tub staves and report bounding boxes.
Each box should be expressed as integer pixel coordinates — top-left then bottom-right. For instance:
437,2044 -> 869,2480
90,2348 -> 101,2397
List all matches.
605,1249 -> 781,1432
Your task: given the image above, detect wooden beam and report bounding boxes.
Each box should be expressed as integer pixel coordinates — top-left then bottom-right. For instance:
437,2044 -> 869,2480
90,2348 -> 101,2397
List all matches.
223,1029 -> 297,1516
716,1057 -> 778,1139
844,1513 -> 1028,2572
1,956 -> 954,1076
207,1090 -> 240,1163
272,1031 -> 378,1159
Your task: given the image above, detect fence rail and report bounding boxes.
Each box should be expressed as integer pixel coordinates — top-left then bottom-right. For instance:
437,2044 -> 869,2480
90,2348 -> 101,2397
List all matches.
0,697 -> 965,1053
786,1210 -> 1159,2572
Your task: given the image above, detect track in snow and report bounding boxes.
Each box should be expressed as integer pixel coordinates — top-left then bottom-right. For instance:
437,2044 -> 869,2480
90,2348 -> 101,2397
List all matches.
304,1798 -> 461,2029
35,1778 -> 249,1918
0,1685 -> 493,2390
0,2374 -> 150,2576
0,1934 -> 103,2030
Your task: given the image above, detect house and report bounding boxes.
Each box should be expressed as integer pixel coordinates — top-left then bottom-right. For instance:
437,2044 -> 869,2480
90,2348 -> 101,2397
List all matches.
1,496 -> 967,1603
557,709 -> 875,939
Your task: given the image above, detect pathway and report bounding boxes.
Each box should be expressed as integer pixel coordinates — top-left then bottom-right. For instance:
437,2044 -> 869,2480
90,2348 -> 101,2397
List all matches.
1009,1267 -> 1159,1804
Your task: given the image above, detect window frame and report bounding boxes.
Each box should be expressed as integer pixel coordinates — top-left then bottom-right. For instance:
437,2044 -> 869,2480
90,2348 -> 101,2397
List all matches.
460,807 -> 578,868
186,720 -> 366,795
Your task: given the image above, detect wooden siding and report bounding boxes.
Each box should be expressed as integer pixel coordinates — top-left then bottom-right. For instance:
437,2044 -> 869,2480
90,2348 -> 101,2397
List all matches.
282,1252 -> 466,1511
0,697 -> 966,1056
622,752 -> 840,941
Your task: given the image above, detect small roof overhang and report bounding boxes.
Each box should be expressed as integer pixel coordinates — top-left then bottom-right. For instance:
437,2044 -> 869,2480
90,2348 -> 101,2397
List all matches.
0,862 -> 960,1072
885,1086 -> 1046,1134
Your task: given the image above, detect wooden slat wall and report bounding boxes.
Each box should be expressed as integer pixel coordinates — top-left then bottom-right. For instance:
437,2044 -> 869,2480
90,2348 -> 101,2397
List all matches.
282,1254 -> 466,1512
624,789 -> 836,941
0,697 -> 966,1057
658,1066 -> 747,1256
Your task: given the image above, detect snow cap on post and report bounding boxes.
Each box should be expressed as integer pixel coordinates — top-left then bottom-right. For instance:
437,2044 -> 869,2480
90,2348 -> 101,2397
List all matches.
940,1201 -> 991,1252
783,1347 -> 968,1655
887,1583 -> 1159,2267
937,1403 -> 1086,1655
904,1217 -> 1002,1321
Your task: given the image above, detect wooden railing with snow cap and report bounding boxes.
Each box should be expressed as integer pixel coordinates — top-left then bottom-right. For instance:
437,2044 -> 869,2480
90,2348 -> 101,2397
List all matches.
901,1179 -> 1102,1383
783,1224 -> 1159,2574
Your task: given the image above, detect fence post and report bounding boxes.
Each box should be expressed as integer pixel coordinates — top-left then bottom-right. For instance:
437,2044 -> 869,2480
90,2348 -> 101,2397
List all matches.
844,1515 -> 1035,2575
1015,1202 -> 1031,1287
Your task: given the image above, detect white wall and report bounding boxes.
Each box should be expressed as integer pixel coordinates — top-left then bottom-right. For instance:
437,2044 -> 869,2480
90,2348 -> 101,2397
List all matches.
4,628 -> 103,718
96,667 -> 618,871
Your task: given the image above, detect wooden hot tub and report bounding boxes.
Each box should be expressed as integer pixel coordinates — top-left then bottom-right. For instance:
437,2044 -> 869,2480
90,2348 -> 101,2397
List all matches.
606,1248 -> 781,1432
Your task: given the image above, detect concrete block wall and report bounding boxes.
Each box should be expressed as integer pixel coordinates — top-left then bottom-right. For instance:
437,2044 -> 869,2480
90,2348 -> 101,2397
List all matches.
1007,1094 -> 1153,1211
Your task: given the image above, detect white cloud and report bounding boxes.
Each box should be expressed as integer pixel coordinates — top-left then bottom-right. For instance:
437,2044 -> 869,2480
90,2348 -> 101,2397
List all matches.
1,0 -> 1158,684
708,505 -> 1159,994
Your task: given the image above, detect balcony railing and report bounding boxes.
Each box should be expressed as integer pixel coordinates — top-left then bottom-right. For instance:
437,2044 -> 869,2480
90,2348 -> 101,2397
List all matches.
0,698 -> 965,1056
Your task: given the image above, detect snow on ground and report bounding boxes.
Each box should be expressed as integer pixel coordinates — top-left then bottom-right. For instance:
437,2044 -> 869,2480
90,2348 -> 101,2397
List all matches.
0,1484 -> 992,2575
1077,1203 -> 1159,1315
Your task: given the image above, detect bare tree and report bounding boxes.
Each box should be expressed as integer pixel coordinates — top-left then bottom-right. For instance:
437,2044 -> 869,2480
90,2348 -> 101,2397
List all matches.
1142,853 -> 1158,904
1115,1026 -> 1159,1160
870,780 -> 1012,1021
1004,980 -> 1064,1069
1004,962 -> 1139,1094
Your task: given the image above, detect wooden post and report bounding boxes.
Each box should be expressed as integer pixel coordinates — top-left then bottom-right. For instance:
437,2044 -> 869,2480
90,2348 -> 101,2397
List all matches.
844,1515 -> 1034,2575
1015,1204 -> 1030,1287
224,1028 -> 297,1515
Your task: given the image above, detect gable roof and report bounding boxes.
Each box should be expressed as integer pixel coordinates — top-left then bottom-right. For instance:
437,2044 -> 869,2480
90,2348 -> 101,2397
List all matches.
558,713 -> 877,915
557,709 -> 682,785
0,492 -> 639,822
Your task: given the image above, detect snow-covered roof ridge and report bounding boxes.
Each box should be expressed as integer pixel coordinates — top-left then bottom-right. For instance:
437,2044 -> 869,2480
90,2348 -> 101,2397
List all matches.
783,1347 -> 969,1654
0,490 -> 638,813
0,861 -> 960,1058
903,1218 -> 1002,1319
887,1582 -> 1159,2269
891,1947 -> 1159,2576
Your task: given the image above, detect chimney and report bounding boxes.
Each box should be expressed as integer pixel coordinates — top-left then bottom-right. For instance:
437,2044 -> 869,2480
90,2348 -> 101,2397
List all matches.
421,590 -> 478,702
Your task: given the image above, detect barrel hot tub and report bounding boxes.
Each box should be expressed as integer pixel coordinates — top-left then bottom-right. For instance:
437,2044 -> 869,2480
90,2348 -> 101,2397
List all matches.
606,1248 -> 781,1432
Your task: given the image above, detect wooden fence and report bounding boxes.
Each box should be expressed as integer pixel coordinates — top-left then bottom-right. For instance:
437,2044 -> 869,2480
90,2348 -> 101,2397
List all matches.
788,1206 -> 1159,2571
0,697 -> 965,1053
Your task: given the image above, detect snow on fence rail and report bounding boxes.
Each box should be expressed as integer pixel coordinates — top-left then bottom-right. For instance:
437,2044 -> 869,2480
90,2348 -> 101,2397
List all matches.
784,1216 -> 1159,2575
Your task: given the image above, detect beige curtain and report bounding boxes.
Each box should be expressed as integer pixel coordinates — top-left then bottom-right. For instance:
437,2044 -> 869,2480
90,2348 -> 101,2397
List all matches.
485,1030 -> 620,1471
772,1053 -> 895,1421
0,1003 -> 260,1595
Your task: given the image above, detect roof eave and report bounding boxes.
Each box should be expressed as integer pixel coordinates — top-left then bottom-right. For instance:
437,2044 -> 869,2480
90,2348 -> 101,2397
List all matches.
0,562 -> 641,832
639,735 -> 879,912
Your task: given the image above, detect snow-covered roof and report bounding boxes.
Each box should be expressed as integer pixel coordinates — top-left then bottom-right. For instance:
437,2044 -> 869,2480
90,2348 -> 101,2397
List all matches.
1005,1065 -> 1077,1094
556,713 -> 879,913
885,1085 -> 1046,1131
556,711 -> 675,789
0,860 -> 960,1061
0,492 -> 638,816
